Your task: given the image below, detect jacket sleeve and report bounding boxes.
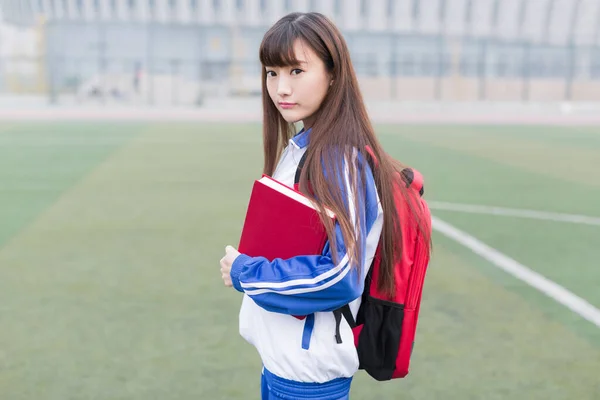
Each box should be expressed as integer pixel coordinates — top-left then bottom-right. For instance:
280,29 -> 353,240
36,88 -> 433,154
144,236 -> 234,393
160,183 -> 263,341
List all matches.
229,151 -> 383,316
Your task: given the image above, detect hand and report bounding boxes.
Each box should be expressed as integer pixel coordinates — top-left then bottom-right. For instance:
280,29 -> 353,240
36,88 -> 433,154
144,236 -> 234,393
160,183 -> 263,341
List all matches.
220,245 -> 241,287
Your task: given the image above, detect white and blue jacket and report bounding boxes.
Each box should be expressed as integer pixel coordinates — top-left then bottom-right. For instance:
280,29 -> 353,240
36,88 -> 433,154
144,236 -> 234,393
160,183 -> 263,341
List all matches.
230,128 -> 384,383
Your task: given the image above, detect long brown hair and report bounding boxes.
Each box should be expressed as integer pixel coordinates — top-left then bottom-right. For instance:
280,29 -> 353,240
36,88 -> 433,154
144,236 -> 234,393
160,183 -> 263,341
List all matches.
259,12 -> 430,297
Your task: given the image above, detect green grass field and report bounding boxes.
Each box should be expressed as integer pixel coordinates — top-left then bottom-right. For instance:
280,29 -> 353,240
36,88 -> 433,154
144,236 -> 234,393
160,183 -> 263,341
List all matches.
1,121 -> 599,399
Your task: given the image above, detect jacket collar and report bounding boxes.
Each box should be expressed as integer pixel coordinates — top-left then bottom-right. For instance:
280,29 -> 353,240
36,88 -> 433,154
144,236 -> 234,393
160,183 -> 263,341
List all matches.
291,127 -> 311,149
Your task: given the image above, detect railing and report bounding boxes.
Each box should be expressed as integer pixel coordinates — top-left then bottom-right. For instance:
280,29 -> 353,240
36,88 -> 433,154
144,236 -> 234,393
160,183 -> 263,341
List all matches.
1,46 -> 599,105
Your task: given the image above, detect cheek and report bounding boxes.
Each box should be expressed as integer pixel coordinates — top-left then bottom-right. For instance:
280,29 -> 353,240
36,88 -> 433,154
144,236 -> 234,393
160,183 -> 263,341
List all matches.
266,82 -> 276,102
302,78 -> 329,109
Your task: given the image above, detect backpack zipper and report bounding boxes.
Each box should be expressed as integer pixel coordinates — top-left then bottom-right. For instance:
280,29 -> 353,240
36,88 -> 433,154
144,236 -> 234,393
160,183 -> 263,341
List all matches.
405,234 -> 428,309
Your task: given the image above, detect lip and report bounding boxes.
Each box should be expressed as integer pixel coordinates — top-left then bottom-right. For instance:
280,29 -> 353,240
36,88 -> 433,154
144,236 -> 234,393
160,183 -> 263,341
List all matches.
278,102 -> 297,109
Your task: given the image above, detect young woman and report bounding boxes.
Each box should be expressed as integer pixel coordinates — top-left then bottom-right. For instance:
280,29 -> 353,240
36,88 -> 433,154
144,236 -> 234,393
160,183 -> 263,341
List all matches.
219,12 -> 424,400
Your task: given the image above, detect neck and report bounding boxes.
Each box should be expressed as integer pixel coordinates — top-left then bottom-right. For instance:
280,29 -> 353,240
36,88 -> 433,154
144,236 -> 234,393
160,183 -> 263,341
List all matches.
301,115 -> 317,131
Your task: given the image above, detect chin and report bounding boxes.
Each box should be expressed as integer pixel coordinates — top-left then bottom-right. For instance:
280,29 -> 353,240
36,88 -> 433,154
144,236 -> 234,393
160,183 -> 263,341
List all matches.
280,111 -> 306,124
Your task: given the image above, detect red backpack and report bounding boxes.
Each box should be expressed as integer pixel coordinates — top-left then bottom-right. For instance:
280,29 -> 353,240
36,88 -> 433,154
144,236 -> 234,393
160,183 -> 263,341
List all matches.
295,149 -> 432,381
346,163 -> 431,381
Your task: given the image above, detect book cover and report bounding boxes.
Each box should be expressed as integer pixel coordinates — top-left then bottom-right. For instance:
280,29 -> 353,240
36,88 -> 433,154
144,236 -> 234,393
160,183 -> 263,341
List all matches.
238,175 -> 335,261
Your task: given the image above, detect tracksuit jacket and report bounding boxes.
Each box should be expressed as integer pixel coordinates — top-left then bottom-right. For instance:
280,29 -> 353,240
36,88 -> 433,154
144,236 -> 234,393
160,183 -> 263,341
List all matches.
230,127 -> 384,384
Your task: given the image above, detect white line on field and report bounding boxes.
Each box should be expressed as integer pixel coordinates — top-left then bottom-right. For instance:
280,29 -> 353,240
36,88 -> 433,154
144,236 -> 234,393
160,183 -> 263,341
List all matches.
432,216 -> 600,328
429,201 -> 600,227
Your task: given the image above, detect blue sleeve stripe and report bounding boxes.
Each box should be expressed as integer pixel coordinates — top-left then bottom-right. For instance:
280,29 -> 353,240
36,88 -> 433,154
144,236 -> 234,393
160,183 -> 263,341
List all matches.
243,257 -> 352,296
239,254 -> 349,290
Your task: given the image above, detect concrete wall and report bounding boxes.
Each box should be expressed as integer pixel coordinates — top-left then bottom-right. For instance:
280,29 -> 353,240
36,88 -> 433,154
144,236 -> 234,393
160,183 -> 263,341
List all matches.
356,76 -> 600,102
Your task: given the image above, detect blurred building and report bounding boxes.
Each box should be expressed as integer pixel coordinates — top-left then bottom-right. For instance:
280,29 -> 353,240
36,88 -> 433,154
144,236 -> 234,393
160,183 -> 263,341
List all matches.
0,0 -> 599,105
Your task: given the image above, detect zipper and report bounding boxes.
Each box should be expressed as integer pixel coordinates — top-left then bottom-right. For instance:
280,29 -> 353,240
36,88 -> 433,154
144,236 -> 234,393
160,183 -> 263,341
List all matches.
405,232 -> 428,309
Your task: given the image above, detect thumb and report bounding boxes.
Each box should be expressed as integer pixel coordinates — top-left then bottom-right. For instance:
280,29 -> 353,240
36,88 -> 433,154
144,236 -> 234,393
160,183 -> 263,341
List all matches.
225,245 -> 235,253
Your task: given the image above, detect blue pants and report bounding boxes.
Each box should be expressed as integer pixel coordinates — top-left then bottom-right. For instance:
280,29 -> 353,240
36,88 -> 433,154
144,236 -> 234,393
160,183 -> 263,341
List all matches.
261,367 -> 352,400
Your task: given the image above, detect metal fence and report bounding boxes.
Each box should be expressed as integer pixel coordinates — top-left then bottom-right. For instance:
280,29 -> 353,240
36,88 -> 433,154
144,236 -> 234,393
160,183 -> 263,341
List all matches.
2,35 -> 600,105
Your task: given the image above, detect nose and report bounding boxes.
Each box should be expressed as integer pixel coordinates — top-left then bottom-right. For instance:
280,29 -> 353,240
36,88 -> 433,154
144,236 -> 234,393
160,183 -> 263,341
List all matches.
276,75 -> 292,97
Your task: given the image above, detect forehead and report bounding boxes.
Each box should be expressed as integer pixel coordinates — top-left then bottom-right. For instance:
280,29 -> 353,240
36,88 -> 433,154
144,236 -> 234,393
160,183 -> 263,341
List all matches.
291,40 -> 315,63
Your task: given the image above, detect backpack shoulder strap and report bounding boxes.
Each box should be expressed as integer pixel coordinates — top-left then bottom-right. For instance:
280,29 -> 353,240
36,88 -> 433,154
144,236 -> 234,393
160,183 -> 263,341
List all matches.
333,304 -> 356,344
333,266 -> 374,344
293,151 -> 309,191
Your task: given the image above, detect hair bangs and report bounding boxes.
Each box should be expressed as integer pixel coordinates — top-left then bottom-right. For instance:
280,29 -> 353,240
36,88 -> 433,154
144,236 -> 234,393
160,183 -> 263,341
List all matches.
259,23 -> 302,67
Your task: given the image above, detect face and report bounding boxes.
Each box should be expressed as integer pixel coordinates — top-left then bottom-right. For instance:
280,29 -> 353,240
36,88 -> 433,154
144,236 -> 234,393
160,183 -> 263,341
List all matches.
264,39 -> 332,127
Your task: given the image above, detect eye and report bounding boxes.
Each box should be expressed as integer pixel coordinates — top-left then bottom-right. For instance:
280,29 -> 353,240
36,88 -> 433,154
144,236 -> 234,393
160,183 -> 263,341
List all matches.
291,68 -> 303,75
266,70 -> 277,77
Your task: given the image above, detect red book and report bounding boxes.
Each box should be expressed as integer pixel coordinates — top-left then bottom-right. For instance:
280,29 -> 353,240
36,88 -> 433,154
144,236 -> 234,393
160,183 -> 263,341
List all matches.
238,175 -> 335,261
